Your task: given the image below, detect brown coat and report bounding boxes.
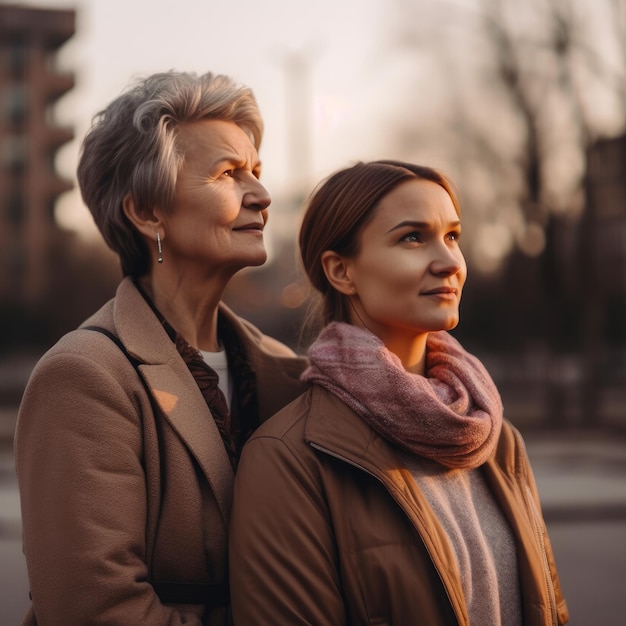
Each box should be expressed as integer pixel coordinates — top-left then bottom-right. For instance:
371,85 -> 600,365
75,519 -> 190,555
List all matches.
14,277 -> 308,626
229,386 -> 569,626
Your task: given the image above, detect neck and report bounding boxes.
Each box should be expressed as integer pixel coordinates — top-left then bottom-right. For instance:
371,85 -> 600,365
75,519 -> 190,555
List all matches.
347,303 -> 428,375
386,334 -> 428,375
139,272 -> 225,351
350,317 -> 428,374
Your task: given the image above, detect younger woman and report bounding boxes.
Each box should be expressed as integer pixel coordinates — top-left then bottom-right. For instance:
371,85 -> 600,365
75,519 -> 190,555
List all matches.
229,160 -> 569,625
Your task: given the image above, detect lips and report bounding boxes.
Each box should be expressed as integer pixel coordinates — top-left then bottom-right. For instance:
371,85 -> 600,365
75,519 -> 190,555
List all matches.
232,222 -> 264,232
422,286 -> 458,296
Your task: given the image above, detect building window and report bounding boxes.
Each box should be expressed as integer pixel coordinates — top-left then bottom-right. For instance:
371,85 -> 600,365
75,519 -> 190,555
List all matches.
8,36 -> 28,77
1,134 -> 28,176
6,191 -> 25,225
2,84 -> 28,126
46,197 -> 56,223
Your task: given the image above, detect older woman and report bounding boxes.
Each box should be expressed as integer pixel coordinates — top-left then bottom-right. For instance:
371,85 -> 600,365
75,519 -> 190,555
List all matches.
14,71 -> 308,625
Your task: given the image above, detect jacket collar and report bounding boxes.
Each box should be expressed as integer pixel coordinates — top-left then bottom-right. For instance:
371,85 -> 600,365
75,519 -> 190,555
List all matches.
112,277 -> 234,525
304,386 -> 415,489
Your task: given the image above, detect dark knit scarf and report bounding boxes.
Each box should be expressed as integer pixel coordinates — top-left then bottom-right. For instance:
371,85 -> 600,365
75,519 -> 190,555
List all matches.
174,318 -> 260,469
134,280 -> 259,469
302,322 -> 503,469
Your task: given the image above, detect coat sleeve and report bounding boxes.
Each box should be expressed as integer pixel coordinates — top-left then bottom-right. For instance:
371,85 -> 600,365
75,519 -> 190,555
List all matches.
229,429 -> 346,625
14,347 -> 204,626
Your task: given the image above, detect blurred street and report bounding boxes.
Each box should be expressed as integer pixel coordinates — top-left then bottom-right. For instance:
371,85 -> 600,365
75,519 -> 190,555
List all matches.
1,409 -> 28,626
1,407 -> 626,625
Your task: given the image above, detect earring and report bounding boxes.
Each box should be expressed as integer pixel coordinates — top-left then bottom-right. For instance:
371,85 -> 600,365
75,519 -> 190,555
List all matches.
157,232 -> 163,264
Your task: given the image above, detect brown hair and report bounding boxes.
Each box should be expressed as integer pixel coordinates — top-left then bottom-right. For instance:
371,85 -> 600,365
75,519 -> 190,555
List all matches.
77,71 -> 263,277
299,160 -> 461,331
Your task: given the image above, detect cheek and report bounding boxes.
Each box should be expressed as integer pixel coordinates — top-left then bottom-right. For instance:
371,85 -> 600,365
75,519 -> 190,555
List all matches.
203,196 -> 239,226
360,267 -> 416,304
363,254 -> 423,288
458,256 -> 468,287
221,204 -> 241,225
192,187 -> 240,225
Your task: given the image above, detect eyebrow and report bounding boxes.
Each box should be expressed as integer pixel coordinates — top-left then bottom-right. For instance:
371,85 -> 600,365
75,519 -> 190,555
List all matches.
385,219 -> 461,234
209,154 -> 262,174
212,154 -> 252,168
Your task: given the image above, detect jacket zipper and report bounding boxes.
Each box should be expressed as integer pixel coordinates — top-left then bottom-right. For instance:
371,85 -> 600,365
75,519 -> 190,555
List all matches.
514,434 -> 558,625
309,441 -> 463,626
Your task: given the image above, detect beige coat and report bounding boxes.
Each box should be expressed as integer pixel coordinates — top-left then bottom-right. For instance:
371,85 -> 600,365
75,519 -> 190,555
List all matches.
230,386 -> 569,625
14,277 -> 308,626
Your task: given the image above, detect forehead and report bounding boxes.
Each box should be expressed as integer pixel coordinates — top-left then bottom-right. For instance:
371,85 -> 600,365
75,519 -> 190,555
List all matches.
176,119 -> 256,159
372,178 -> 459,225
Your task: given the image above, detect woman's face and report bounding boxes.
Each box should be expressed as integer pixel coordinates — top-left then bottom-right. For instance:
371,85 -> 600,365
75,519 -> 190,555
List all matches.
159,119 -> 271,278
344,178 -> 466,347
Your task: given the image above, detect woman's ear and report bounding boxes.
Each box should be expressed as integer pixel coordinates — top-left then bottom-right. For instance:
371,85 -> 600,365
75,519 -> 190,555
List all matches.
321,250 -> 355,296
122,193 -> 163,238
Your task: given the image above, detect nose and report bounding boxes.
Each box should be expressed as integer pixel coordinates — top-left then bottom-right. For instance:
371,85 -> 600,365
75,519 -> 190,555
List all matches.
430,243 -> 465,277
243,176 -> 271,212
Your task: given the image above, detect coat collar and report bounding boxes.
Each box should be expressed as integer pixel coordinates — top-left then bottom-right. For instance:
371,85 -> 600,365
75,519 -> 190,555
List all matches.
112,277 -> 234,525
107,277 -> 308,526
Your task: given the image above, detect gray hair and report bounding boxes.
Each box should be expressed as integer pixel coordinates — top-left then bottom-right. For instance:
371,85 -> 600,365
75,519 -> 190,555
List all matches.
77,71 -> 264,277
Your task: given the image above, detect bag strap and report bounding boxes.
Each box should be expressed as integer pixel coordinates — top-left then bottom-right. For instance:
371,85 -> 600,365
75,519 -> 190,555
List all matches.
151,580 -> 229,607
83,325 -> 142,369
82,325 -> 230,608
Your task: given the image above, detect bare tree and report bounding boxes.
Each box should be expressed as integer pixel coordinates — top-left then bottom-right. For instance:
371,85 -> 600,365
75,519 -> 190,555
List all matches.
383,0 -> 626,425
386,0 -> 625,256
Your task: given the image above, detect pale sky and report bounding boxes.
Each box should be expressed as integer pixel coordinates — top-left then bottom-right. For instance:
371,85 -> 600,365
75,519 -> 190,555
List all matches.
12,0 -> 412,238
11,0 -> 623,272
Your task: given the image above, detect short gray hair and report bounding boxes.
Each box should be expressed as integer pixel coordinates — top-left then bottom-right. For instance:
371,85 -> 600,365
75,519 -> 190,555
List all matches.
77,71 -> 264,277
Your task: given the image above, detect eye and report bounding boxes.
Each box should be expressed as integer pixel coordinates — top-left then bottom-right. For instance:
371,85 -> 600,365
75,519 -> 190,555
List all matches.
447,230 -> 461,242
400,230 -> 424,244
222,169 -> 235,178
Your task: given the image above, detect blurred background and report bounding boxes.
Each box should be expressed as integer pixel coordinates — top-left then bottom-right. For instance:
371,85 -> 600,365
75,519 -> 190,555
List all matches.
1,0 -> 625,623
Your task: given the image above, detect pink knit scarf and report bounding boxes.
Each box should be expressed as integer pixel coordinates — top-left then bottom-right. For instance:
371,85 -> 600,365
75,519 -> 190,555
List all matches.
302,322 -> 503,469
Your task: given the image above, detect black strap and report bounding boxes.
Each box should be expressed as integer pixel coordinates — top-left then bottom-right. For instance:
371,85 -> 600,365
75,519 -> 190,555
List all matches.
83,325 -> 143,369
82,325 -> 230,608
151,581 -> 230,607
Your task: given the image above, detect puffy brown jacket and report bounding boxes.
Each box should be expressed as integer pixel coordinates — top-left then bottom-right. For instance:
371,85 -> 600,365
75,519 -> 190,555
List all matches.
15,277 -> 308,626
230,386 -> 569,625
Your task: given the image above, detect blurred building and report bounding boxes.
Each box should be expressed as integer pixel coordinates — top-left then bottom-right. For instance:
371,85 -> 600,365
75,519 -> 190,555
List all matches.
582,133 -> 626,342
579,133 -> 626,425
584,134 -> 626,287
0,5 -> 75,304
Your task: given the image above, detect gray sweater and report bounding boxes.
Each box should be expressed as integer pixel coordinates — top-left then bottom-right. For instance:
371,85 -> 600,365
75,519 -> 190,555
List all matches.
402,454 -> 523,626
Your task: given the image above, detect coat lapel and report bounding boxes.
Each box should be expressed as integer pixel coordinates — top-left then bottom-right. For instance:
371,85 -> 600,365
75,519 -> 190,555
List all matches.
139,363 -> 234,523
112,278 -> 234,526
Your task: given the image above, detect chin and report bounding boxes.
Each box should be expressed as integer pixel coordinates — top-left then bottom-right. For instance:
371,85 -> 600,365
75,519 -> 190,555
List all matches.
238,253 -> 267,270
249,253 -> 268,267
436,314 -> 460,331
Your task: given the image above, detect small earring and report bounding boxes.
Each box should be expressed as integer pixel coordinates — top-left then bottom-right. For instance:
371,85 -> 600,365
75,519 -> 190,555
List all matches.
157,232 -> 163,264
